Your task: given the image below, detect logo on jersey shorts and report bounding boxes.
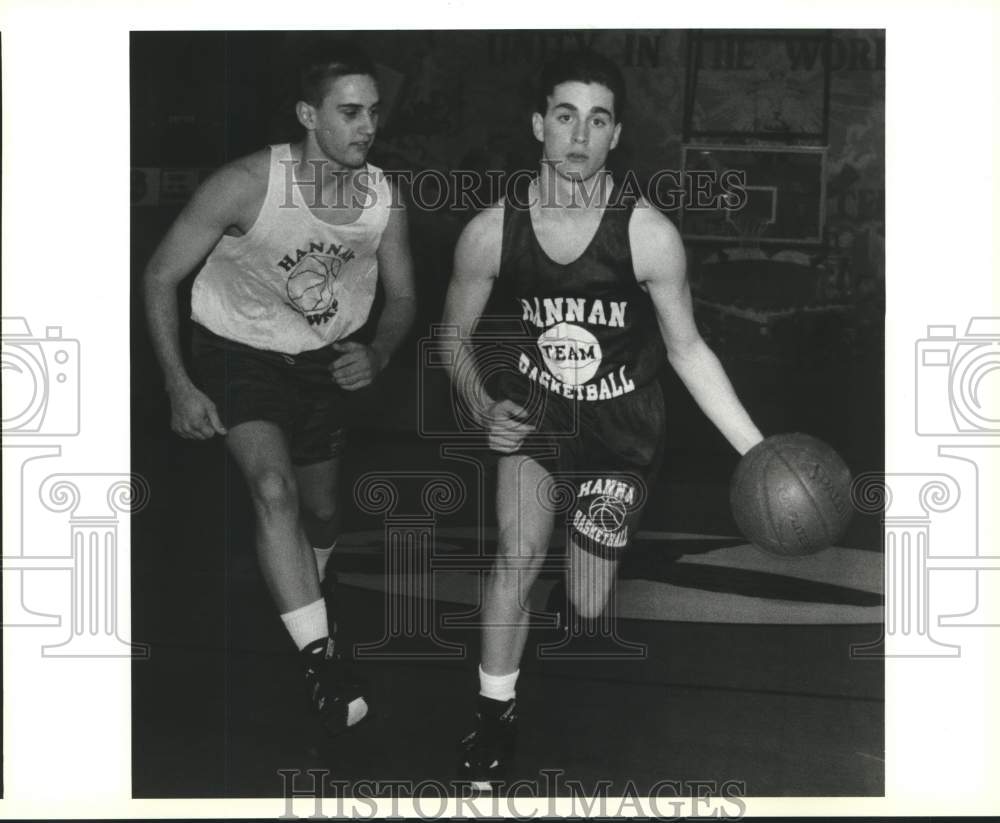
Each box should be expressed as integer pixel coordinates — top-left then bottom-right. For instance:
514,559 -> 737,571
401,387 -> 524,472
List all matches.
571,477 -> 637,549
279,241 -> 357,326
518,296 -> 637,401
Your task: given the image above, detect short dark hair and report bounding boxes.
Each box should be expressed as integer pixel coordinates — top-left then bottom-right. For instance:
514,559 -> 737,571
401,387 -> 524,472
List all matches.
535,49 -> 626,122
298,40 -> 377,107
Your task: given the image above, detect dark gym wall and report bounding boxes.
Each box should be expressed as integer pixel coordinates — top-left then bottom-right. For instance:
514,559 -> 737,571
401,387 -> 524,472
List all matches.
131,30 -> 883,233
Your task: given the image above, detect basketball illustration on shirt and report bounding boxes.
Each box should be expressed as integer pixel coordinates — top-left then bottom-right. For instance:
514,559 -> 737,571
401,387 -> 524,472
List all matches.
286,253 -> 342,321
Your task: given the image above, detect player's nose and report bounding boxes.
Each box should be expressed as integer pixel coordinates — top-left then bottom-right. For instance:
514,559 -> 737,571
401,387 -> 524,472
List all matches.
359,112 -> 377,137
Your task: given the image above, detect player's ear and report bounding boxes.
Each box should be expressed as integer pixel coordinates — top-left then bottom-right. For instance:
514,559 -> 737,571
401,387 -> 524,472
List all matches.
531,111 -> 545,143
610,121 -> 622,151
296,100 -> 317,131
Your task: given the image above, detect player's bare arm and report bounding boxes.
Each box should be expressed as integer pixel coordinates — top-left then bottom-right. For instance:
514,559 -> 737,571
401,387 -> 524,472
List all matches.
631,200 -> 763,455
330,181 -> 417,391
143,150 -> 268,438
442,205 -> 532,452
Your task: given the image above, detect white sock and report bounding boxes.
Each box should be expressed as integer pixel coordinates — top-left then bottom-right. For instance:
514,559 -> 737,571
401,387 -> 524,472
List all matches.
347,697 -> 368,726
313,541 -> 336,583
280,598 -> 329,651
479,665 -> 519,702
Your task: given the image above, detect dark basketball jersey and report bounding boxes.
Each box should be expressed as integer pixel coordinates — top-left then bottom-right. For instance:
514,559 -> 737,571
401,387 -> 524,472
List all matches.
495,177 -> 667,404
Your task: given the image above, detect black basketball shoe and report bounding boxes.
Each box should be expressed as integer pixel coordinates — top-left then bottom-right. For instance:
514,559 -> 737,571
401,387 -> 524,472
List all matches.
301,636 -> 369,736
457,695 -> 518,792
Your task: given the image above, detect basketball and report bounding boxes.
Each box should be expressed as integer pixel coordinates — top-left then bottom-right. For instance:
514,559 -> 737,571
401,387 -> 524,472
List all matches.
730,433 -> 853,557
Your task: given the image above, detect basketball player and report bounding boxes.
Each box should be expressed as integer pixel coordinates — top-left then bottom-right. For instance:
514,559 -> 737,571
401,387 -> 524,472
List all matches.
441,50 -> 764,787
143,41 -> 415,736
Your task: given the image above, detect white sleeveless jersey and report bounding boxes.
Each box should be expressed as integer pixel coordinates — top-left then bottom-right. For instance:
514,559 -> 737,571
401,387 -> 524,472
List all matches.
190,144 -> 392,354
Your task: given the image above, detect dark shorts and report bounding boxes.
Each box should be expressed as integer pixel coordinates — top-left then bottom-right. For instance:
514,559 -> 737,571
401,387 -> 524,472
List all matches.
497,374 -> 666,560
190,324 -> 346,466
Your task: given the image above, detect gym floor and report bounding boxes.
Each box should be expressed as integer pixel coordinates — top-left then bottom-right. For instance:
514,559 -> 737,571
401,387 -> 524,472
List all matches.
131,332 -> 885,799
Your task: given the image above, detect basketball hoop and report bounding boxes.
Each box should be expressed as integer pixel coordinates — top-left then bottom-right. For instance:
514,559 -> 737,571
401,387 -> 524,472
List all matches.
724,183 -> 776,253
724,212 -> 773,254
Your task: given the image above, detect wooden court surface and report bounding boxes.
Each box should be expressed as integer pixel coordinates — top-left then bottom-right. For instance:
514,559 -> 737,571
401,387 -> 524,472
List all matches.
132,417 -> 884,799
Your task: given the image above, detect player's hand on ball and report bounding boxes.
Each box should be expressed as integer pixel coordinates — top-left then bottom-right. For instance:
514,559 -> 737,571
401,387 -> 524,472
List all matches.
169,384 -> 228,440
330,341 -> 384,391
483,399 -> 533,453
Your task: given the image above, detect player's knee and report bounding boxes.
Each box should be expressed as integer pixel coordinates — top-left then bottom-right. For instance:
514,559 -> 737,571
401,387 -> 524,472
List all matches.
491,532 -> 547,587
248,470 -> 298,515
491,551 -> 544,579
304,502 -> 338,522
301,508 -> 340,547
567,588 -> 608,620
496,526 -> 548,562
